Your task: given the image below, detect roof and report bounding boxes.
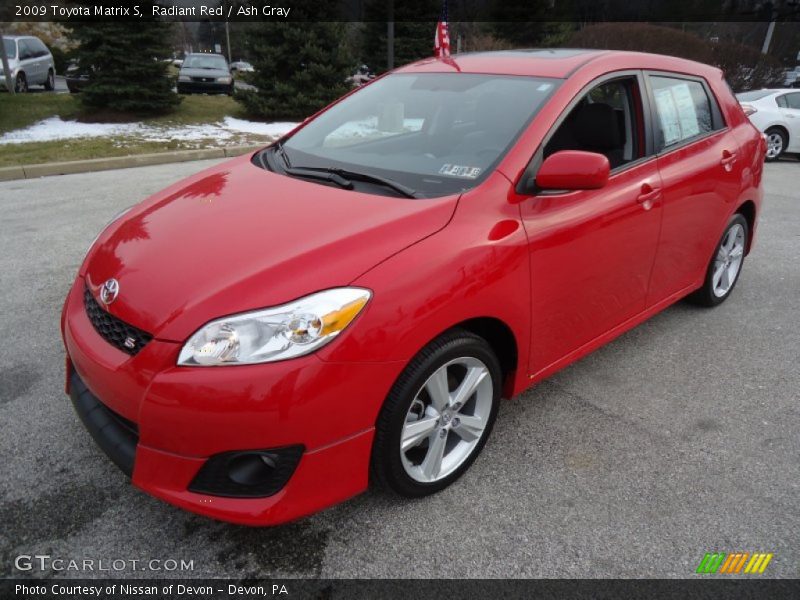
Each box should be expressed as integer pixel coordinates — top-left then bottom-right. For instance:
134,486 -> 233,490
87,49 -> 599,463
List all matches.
397,49 -> 718,80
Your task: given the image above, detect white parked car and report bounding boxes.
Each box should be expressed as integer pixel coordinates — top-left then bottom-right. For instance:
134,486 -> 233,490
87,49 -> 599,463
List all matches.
1,35 -> 55,92
782,68 -> 800,88
230,60 -> 254,74
737,89 -> 800,161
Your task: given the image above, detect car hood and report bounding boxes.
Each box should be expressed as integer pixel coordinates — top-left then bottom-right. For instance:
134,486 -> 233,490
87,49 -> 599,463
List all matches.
180,67 -> 229,78
82,155 -> 458,341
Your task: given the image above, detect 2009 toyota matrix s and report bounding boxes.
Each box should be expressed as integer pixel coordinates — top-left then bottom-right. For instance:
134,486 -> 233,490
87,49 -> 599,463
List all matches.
62,50 -> 765,525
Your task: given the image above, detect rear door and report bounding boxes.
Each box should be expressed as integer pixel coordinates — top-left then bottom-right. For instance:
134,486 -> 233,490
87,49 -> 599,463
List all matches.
644,72 -> 742,305
776,92 -> 800,151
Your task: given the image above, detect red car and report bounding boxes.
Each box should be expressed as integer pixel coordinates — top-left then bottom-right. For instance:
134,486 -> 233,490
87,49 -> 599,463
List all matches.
62,50 -> 765,525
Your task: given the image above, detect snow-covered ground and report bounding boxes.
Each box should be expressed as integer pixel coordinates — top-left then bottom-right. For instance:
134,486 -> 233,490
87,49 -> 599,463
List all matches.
0,116 -> 298,146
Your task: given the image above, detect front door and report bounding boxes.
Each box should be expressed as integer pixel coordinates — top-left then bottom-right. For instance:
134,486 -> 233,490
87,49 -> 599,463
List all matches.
519,74 -> 663,378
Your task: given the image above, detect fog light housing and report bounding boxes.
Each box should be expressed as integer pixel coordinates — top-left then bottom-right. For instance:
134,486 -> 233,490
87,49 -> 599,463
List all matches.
188,446 -> 304,498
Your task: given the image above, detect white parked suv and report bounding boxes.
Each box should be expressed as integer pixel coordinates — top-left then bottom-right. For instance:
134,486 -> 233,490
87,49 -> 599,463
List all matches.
737,89 -> 800,161
1,35 -> 55,93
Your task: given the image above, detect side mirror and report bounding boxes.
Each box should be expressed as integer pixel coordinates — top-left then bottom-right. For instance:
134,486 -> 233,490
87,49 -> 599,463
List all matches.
535,150 -> 610,191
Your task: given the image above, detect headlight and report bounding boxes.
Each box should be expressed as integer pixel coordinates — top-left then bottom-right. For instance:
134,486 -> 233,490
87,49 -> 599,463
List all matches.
217,76 -> 232,84
177,288 -> 371,366
84,206 -> 133,259
178,75 -> 190,82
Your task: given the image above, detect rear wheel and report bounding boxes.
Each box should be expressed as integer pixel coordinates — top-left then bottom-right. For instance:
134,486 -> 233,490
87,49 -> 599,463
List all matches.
764,127 -> 787,161
14,72 -> 27,93
687,214 -> 748,307
371,329 -> 501,497
44,68 -> 55,91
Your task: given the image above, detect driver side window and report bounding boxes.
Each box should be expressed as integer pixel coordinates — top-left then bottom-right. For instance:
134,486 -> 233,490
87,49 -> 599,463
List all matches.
18,40 -> 33,60
544,77 -> 644,170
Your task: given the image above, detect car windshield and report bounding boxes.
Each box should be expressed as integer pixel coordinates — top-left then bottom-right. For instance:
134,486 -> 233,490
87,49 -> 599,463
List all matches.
280,73 -> 560,197
183,55 -> 228,70
3,39 -> 15,59
736,90 -> 774,101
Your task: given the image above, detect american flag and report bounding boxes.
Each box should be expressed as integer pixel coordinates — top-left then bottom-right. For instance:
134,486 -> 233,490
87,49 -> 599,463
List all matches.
434,0 -> 451,57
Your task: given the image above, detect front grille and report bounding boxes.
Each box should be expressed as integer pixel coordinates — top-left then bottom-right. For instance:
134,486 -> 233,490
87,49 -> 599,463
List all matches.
192,77 -> 215,83
83,285 -> 152,356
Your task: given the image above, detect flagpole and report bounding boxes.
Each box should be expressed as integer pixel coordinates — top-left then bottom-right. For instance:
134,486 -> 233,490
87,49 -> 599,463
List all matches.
387,0 -> 395,70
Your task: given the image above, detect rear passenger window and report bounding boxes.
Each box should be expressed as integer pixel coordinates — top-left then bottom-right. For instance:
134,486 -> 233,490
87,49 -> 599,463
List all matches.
785,93 -> 800,109
776,95 -> 788,108
650,76 -> 719,150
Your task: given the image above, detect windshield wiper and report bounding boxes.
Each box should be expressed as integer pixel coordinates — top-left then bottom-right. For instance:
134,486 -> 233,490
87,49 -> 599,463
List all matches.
282,166 -> 354,190
274,141 -> 292,169
286,166 -> 418,198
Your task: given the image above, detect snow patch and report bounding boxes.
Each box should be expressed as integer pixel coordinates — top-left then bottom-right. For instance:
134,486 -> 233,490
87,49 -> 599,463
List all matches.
0,116 -> 298,145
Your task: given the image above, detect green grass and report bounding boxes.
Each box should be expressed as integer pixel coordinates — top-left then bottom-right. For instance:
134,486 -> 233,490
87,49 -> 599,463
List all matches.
0,93 -> 255,167
0,93 -> 80,134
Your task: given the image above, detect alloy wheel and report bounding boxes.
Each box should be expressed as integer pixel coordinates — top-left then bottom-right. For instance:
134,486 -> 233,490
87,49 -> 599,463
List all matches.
400,357 -> 493,483
15,74 -> 27,93
712,223 -> 745,298
766,132 -> 784,159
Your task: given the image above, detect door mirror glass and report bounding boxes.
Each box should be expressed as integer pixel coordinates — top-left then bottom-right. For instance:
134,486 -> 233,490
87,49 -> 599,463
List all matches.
536,150 -> 610,191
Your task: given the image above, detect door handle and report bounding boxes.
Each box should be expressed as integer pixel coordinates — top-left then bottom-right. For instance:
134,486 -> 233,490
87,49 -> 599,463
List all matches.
787,114 -> 796,118
636,184 -> 660,209
721,150 -> 737,171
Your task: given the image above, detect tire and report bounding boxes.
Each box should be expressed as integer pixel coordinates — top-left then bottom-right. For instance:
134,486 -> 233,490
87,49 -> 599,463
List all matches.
44,69 -> 55,91
14,72 -> 27,93
764,127 -> 787,161
371,328 -> 501,497
687,214 -> 749,307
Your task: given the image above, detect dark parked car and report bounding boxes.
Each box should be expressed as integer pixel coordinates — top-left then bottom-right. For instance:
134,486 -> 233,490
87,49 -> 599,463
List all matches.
64,61 -> 89,93
177,53 -> 233,95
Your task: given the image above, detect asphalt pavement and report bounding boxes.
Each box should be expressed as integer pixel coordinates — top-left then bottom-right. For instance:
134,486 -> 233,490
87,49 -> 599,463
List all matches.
0,159 -> 797,579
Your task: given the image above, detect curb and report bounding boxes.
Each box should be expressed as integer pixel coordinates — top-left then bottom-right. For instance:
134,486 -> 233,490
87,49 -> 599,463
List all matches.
0,144 -> 264,182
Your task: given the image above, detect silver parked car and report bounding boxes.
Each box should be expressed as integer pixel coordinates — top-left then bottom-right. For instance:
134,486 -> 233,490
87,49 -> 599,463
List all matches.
177,53 -> 233,95
1,35 -> 55,92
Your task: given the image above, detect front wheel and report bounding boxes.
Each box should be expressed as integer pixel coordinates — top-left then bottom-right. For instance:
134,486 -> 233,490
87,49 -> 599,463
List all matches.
371,329 -> 501,497
688,214 -> 748,307
14,72 -> 27,93
44,69 -> 55,91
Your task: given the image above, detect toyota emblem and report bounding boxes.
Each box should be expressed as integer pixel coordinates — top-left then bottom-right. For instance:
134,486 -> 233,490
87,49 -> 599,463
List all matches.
99,278 -> 120,305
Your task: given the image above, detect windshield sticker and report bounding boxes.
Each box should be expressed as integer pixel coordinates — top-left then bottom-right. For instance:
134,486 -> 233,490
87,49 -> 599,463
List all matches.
439,164 -> 482,179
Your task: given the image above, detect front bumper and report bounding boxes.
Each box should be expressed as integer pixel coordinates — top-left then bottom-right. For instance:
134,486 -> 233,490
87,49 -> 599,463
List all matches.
177,81 -> 232,94
62,278 -> 401,525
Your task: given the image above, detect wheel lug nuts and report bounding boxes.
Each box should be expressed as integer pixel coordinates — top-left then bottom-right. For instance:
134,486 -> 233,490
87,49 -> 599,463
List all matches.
452,417 -> 460,428
439,429 -> 447,438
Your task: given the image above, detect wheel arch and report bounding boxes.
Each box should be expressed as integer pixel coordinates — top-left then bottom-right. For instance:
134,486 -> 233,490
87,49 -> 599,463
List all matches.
448,316 -> 519,398
735,200 -> 757,255
764,124 -> 790,143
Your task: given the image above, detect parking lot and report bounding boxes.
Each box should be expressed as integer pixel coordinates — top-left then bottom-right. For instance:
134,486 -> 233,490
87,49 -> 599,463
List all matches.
0,159 -> 797,579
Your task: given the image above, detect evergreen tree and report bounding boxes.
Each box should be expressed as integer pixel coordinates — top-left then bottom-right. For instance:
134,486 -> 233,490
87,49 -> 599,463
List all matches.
236,20 -> 353,120
360,0 -> 439,73
69,6 -> 179,115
